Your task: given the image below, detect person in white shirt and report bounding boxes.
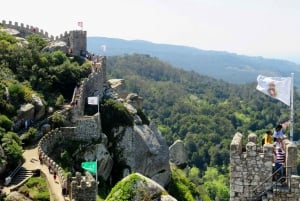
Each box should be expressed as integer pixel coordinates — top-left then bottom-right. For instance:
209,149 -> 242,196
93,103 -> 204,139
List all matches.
273,124 -> 284,141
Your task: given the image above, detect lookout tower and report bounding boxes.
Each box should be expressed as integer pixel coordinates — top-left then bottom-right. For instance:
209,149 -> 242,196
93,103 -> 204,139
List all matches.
230,132 -> 300,201
69,30 -> 87,57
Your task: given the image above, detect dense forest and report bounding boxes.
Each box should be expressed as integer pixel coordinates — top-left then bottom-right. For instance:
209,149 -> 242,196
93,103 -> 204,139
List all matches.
1,28 -> 300,200
106,54 -> 300,199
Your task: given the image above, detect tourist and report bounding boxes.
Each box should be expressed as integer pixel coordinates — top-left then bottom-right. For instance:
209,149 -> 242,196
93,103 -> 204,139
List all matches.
273,124 -> 284,141
262,130 -> 273,146
54,171 -> 57,180
273,137 -> 285,181
39,153 -> 43,164
48,164 -> 51,173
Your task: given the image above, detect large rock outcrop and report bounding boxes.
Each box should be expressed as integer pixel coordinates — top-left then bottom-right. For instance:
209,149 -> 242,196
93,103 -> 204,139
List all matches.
115,122 -> 171,187
5,191 -> 33,201
82,143 -> 113,180
105,173 -> 177,201
169,140 -> 188,168
42,40 -> 68,53
31,94 -> 45,120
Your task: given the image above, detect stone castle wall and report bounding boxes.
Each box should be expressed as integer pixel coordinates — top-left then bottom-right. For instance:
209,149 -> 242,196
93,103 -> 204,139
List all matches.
72,57 -> 107,118
1,20 -> 53,39
230,132 -> 300,201
37,115 -> 100,200
38,50 -> 106,201
36,55 -> 107,201
70,172 -> 97,201
1,20 -> 87,56
1,20 -> 107,200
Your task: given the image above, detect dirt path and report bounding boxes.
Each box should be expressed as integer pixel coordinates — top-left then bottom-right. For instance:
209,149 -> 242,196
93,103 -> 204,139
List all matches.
3,146 -> 66,201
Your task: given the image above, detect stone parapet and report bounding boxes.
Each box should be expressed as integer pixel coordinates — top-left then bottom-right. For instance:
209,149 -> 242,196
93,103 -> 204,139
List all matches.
73,56 -> 106,117
1,20 -> 88,57
1,20 -> 53,39
70,172 -> 97,201
230,132 -> 300,201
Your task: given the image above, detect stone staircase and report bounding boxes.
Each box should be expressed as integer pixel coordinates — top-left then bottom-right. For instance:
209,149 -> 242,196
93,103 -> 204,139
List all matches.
6,167 -> 34,192
11,167 -> 33,185
253,180 -> 290,201
260,184 -> 289,201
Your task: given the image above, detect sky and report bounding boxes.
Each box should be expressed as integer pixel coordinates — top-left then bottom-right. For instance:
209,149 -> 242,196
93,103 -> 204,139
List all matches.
2,0 -> 300,63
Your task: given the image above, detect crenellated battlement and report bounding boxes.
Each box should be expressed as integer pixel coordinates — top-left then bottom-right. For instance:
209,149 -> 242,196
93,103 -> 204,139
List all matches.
230,132 -> 300,201
1,20 -> 87,56
70,172 -> 97,201
1,20 -> 53,39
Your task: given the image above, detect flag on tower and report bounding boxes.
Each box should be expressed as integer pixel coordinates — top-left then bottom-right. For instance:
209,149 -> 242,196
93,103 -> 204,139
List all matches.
88,96 -> 99,105
256,75 -> 291,106
77,21 -> 83,28
81,161 -> 97,174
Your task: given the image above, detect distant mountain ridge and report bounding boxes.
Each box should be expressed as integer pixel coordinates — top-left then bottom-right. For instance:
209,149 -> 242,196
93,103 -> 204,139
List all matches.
87,37 -> 300,88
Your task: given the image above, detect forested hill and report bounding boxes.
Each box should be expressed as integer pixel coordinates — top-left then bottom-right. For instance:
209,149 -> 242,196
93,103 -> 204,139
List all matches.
107,53 -> 300,170
88,37 -> 300,88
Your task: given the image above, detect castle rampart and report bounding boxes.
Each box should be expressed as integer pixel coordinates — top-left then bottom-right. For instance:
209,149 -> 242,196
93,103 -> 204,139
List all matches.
35,51 -> 107,201
1,20 -> 53,39
230,132 -> 300,201
1,20 -> 87,57
70,172 -> 97,201
72,56 -> 107,118
37,114 -> 100,200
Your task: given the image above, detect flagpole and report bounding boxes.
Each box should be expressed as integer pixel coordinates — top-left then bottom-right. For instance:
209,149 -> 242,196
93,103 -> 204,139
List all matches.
95,159 -> 98,200
290,72 -> 294,142
98,95 -> 100,126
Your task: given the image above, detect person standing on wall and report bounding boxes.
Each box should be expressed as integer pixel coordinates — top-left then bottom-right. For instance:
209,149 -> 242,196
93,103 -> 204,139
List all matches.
262,130 -> 273,146
273,137 -> 285,182
273,124 -> 284,141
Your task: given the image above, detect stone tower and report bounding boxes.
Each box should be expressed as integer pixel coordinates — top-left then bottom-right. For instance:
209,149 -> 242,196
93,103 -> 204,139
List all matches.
69,30 -> 87,57
230,132 -> 300,201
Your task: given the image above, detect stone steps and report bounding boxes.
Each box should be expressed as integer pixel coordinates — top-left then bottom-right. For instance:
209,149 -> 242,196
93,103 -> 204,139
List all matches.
9,167 -> 33,186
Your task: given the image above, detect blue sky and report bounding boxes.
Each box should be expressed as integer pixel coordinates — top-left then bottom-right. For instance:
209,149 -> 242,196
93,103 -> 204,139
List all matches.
2,0 -> 300,63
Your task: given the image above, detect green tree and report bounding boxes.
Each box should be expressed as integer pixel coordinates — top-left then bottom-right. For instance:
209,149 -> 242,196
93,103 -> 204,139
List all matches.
100,98 -> 134,136
55,94 -> 65,108
203,167 -> 229,201
8,82 -> 25,105
50,112 -> 66,128
168,165 -> 206,201
1,132 -> 23,166
25,34 -> 47,51
21,127 -> 38,145
0,114 -> 12,131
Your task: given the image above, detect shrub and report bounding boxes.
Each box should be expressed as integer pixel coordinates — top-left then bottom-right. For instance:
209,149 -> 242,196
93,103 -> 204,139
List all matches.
168,166 -> 204,201
1,132 -> 23,166
137,109 -> 150,125
55,94 -> 64,108
100,98 -> 134,135
0,100 -> 16,117
18,176 -> 50,201
21,127 -> 38,145
8,83 -> 25,105
50,112 -> 66,128
0,114 -> 12,131
105,174 -> 140,201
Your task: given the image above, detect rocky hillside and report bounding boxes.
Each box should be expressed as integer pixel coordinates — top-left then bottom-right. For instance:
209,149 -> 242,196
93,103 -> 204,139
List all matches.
0,25 -> 206,201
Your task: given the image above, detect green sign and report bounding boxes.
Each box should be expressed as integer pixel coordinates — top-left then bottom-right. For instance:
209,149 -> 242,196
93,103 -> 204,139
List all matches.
81,161 -> 97,174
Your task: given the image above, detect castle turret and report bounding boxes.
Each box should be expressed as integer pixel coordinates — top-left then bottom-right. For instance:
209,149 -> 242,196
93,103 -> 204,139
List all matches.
69,30 -> 87,57
230,132 -> 300,201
